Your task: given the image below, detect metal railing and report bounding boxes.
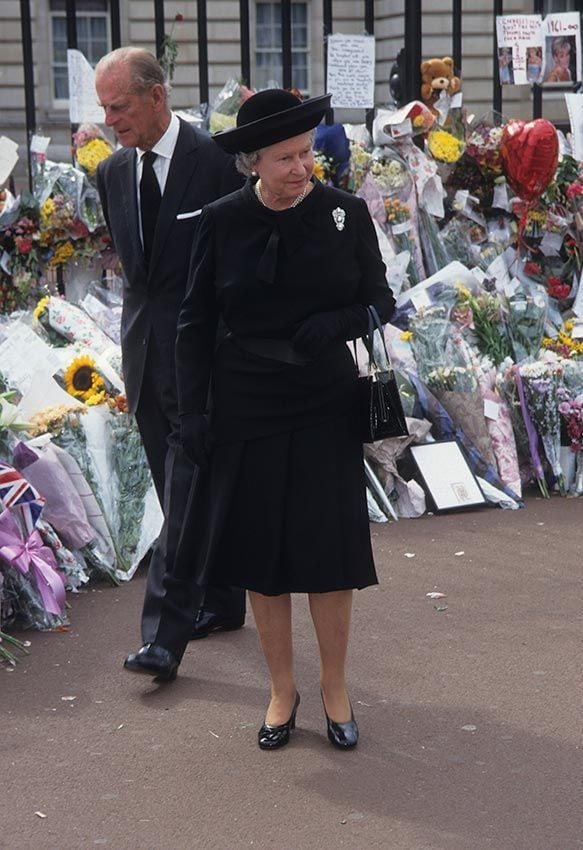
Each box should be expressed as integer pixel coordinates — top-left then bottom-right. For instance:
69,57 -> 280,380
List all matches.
16,0 -> 583,191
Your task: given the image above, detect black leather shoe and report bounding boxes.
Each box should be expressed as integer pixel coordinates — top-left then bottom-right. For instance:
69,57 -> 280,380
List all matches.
258,692 -> 301,750
124,644 -> 178,681
321,691 -> 359,749
190,609 -> 245,641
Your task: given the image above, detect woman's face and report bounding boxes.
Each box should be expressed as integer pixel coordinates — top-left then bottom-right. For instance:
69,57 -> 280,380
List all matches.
555,46 -> 570,69
255,132 -> 314,204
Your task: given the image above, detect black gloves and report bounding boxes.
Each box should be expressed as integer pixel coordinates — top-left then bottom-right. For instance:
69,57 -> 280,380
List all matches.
180,413 -> 213,469
291,306 -> 368,359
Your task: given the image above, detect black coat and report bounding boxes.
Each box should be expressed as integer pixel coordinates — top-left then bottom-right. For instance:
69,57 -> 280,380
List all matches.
96,118 -> 244,413
176,180 -> 395,444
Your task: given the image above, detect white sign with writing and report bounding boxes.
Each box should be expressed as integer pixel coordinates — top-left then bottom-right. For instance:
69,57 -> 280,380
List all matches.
542,13 -> 581,85
496,15 -> 543,86
327,34 -> 375,109
0,136 -> 19,184
565,93 -> 583,161
67,49 -> 104,124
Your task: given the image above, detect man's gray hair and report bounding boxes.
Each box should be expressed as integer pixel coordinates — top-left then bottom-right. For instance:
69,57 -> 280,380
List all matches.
95,46 -> 171,98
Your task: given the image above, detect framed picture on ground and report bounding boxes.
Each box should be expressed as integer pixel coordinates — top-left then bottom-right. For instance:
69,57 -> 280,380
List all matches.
409,440 -> 486,512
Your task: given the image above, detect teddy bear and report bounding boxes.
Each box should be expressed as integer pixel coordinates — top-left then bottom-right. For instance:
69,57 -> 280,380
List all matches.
420,57 -> 462,116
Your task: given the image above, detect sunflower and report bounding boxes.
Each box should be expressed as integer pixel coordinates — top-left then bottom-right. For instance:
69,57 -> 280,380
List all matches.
85,389 -> 107,406
63,355 -> 103,402
33,295 -> 50,321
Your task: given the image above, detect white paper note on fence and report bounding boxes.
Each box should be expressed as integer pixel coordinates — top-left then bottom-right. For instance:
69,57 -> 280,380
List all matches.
68,49 -> 104,124
565,93 -> 583,161
0,136 -> 19,185
327,34 -> 375,109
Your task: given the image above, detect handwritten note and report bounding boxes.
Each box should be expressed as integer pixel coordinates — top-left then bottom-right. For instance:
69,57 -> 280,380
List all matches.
67,49 -> 104,124
327,34 -> 375,109
496,15 -> 543,85
0,136 -> 18,184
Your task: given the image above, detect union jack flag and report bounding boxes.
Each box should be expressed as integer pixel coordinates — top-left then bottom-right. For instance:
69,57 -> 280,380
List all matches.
0,462 -> 45,535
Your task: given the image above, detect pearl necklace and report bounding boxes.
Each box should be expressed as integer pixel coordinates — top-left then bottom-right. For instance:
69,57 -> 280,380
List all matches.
254,179 -> 308,209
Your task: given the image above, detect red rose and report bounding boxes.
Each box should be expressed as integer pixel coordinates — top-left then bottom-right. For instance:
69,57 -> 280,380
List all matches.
547,281 -> 570,300
524,261 -> 541,276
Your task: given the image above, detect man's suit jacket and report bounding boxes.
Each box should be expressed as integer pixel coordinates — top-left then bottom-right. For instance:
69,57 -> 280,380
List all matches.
97,118 -> 244,413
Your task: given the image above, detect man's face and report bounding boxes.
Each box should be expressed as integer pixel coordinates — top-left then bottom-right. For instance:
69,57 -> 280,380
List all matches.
95,64 -> 166,150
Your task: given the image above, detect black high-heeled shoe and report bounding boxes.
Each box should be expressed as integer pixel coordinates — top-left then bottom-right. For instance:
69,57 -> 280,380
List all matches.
321,691 -> 359,749
258,692 -> 301,750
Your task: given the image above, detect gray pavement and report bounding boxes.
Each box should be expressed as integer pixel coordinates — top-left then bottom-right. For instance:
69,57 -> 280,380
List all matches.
1,493 -> 582,850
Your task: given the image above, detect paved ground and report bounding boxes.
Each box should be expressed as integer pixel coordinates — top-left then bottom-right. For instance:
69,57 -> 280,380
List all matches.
1,492 -> 582,850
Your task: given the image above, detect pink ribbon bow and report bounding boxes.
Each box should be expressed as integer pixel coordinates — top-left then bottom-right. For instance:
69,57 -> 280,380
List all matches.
0,508 -> 66,616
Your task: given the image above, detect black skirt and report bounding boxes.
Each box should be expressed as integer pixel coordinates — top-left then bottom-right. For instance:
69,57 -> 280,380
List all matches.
191,415 -> 378,596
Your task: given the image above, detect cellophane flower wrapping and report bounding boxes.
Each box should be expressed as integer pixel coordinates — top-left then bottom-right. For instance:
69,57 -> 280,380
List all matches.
33,295 -> 113,354
36,517 -> 89,592
209,78 -> 254,134
80,278 -> 123,345
453,282 -> 513,366
106,402 -> 157,575
367,146 -> 426,287
558,390 -> 583,494
519,358 -> 566,493
504,280 -> 548,363
0,466 -> 68,630
347,140 -> 373,193
12,440 -> 95,550
475,360 -> 522,497
496,360 -> 537,487
409,308 -> 496,470
27,405 -> 119,582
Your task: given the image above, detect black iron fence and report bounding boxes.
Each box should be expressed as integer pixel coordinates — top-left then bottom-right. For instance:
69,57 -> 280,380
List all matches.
16,0 -> 583,189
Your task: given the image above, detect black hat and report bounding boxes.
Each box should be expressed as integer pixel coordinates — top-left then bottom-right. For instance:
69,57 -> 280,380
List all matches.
212,89 -> 332,154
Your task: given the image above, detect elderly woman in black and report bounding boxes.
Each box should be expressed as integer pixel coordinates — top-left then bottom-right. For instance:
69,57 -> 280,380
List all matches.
176,89 -> 395,749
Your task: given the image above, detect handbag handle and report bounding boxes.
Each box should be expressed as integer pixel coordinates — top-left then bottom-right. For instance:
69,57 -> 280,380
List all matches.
352,305 -> 393,375
360,305 -> 394,375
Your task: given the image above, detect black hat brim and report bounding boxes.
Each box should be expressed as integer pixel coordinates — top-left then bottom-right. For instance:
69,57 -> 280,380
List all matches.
212,94 -> 332,154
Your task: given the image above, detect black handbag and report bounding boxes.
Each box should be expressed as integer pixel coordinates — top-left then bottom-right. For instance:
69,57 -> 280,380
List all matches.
356,305 -> 408,443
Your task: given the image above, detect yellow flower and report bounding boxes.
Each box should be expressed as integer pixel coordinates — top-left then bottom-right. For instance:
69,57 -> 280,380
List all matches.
400,330 -> 413,341
64,355 -> 101,402
85,389 -> 107,406
312,162 -> 325,181
40,198 -> 56,228
33,295 -> 50,321
48,241 -> 75,268
456,284 -> 471,300
427,130 -> 465,163
75,138 -> 113,176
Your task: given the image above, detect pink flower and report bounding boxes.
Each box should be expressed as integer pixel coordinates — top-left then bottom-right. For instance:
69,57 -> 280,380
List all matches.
452,305 -> 475,330
15,237 -> 33,254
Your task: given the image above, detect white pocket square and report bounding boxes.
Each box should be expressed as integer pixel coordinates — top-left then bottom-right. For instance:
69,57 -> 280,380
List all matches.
176,209 -> 202,220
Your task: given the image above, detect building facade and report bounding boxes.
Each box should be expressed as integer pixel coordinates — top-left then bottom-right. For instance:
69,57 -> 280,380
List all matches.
1,0 -> 579,185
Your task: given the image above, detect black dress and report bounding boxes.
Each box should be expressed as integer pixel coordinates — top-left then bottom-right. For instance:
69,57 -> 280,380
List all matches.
175,179 -> 395,595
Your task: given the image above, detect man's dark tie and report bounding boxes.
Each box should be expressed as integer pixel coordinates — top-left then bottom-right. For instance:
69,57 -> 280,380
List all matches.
140,150 -> 161,264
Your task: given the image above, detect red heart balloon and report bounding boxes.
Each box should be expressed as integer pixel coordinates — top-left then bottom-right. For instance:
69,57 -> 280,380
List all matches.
500,119 -> 559,202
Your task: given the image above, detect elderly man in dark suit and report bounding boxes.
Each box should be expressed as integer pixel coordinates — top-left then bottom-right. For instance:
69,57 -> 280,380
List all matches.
95,47 -> 245,679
